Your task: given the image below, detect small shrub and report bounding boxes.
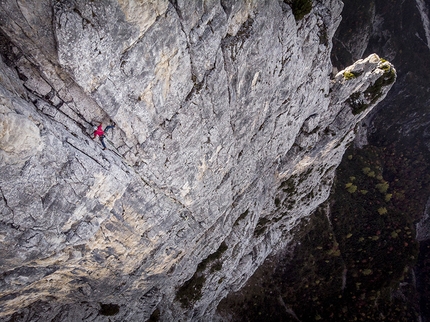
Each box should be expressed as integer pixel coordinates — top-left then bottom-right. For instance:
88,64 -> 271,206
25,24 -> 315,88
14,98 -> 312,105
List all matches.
379,62 -> 391,72
362,167 -> 371,175
362,269 -> 373,276
347,185 -> 357,193
327,248 -> 341,256
376,182 -> 389,194
377,207 -> 388,215
343,71 -> 356,80
367,171 -> 376,178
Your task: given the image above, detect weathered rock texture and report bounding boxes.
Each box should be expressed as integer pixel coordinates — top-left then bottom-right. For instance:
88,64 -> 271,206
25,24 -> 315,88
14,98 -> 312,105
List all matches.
0,0 -> 395,321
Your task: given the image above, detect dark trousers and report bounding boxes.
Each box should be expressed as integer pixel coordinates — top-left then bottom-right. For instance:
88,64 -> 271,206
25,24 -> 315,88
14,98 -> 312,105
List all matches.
104,125 -> 115,132
100,125 -> 115,149
99,135 -> 107,149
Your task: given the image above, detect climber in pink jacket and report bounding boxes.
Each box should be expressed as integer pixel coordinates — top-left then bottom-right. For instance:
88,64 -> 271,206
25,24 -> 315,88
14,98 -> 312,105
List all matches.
93,123 -> 115,150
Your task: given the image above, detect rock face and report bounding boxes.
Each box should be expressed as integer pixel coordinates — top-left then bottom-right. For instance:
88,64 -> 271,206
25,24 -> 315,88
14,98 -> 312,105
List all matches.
0,1 -> 395,321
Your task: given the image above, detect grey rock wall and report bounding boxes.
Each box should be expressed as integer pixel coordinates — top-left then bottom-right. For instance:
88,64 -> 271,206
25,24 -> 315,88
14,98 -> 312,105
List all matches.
0,0 -> 395,321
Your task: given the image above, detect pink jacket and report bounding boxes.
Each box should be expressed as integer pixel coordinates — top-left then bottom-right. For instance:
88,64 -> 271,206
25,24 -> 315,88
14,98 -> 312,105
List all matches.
93,124 -> 104,137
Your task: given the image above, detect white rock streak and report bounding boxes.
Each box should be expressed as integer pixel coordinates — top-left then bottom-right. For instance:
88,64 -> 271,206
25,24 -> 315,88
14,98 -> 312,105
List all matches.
416,0 -> 430,51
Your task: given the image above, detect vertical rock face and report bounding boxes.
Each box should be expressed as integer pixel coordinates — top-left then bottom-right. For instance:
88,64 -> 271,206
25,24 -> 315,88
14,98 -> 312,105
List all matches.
0,0 -> 395,320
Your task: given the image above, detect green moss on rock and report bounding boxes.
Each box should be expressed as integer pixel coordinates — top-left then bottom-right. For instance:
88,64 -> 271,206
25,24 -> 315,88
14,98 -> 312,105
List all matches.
362,64 -> 396,108
343,70 -> 356,80
347,63 -> 396,115
197,241 -> 228,272
284,0 -> 312,21
176,241 -> 228,308
175,274 -> 206,308
347,92 -> 369,115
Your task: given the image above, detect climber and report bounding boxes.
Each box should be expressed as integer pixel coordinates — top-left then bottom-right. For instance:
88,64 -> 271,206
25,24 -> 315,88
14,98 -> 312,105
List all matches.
93,123 -> 115,150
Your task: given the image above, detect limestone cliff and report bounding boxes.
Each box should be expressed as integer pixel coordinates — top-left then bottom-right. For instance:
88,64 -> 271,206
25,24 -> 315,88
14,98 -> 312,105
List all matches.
0,0 -> 395,321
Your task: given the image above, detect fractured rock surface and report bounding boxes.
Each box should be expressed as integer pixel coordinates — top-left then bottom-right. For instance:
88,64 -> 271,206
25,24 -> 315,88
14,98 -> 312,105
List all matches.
0,0 -> 395,320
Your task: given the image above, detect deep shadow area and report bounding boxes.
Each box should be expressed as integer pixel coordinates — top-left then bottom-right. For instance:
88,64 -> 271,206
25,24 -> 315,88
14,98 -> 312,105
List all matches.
218,146 -> 424,321
99,303 -> 120,316
218,0 -> 430,320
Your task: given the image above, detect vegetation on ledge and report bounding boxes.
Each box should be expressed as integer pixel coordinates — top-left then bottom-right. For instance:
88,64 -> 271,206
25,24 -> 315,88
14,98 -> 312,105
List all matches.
284,0 -> 313,21
347,61 -> 396,115
176,242 -> 228,308
343,70 -> 358,80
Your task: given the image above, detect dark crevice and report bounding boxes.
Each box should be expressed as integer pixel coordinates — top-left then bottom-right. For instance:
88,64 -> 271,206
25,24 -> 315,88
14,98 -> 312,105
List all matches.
65,139 -> 109,171
185,64 -> 217,102
168,0 -> 183,20
99,303 -> 120,316
27,89 -> 92,137
0,29 -> 23,68
221,16 -> 254,61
